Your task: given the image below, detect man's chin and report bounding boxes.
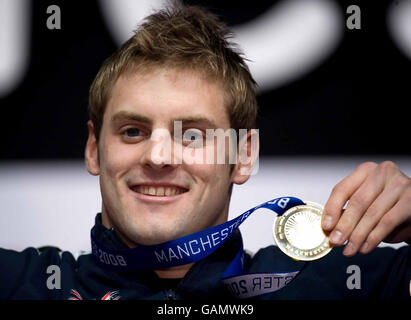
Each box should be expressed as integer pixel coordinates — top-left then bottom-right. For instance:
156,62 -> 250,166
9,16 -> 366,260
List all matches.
121,224 -> 188,247
129,234 -> 182,247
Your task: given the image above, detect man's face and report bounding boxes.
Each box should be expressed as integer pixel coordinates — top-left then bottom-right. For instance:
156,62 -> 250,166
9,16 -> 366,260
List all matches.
86,67 -> 250,246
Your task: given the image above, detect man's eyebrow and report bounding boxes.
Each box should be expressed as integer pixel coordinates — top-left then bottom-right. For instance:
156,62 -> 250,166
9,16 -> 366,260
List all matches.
178,116 -> 218,128
110,111 -> 152,125
110,112 -> 218,128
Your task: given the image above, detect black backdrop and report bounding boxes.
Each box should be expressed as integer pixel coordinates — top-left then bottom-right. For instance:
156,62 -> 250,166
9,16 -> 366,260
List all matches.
1,0 -> 410,159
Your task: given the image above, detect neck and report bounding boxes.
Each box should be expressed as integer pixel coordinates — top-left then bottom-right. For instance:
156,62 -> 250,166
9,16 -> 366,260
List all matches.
155,263 -> 194,279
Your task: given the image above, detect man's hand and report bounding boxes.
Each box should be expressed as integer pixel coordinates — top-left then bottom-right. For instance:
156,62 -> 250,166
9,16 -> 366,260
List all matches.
322,161 -> 411,257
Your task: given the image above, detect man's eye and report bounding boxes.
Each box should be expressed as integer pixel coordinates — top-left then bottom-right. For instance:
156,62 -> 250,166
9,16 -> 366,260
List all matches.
124,128 -> 141,137
183,129 -> 204,147
184,129 -> 203,141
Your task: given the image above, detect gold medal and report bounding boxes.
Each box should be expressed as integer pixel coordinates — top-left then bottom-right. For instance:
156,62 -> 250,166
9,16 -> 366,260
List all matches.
273,201 -> 332,261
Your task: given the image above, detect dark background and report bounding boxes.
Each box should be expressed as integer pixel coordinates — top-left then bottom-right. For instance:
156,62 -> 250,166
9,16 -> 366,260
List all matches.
1,0 -> 410,159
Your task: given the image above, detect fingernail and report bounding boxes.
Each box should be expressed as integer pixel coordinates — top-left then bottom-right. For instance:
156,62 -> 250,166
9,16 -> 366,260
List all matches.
322,215 -> 333,229
343,242 -> 355,256
330,230 -> 343,244
360,242 -> 369,253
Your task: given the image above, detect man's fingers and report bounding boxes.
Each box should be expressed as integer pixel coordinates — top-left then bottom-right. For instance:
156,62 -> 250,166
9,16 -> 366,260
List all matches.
323,160 -> 411,256
359,199 -> 411,254
328,166 -> 386,247
341,185 -> 401,256
322,162 -> 378,231
328,161 -> 404,250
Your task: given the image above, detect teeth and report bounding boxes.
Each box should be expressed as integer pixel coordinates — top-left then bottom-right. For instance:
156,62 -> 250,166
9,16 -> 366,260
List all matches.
133,185 -> 185,196
156,187 -> 164,196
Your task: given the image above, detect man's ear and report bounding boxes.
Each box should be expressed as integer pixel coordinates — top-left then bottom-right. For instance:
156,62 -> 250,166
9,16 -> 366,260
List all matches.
231,129 -> 259,185
85,120 -> 100,176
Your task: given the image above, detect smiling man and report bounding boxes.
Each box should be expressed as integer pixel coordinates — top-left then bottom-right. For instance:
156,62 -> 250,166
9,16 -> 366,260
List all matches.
84,4 -> 258,280
0,3 -> 410,300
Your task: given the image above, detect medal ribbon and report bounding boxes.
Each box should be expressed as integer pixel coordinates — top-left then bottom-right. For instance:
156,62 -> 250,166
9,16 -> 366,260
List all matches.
91,196 -> 306,298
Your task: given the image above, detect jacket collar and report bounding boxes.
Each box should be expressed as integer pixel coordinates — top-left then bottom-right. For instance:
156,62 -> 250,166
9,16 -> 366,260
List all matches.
92,213 -> 129,250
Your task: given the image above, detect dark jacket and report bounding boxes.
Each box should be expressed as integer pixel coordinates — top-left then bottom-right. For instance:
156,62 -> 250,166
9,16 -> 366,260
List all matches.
1,214 -> 410,300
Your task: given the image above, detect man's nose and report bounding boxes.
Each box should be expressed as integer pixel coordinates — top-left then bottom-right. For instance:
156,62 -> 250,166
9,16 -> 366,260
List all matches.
141,128 -> 181,170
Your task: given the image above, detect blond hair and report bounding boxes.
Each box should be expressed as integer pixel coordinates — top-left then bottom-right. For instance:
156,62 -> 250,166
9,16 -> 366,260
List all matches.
88,3 -> 257,141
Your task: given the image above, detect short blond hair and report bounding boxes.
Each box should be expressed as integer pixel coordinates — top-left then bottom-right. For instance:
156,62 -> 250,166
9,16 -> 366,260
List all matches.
88,3 -> 258,141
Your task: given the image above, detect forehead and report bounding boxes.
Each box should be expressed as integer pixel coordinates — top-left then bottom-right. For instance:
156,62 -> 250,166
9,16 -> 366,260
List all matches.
104,67 -> 230,127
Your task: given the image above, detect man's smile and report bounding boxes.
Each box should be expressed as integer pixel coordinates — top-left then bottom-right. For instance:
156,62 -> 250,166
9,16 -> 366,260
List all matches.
127,182 -> 190,204
131,185 -> 188,196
